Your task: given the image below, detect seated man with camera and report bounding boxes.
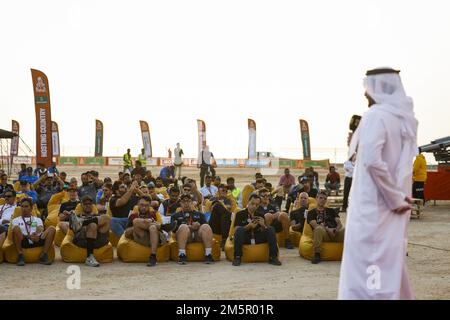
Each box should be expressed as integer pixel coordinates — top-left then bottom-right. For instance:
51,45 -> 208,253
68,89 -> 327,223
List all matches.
307,191 -> 345,264
68,195 -> 111,267
124,195 -> 171,267
171,193 -> 214,265
232,194 -> 281,266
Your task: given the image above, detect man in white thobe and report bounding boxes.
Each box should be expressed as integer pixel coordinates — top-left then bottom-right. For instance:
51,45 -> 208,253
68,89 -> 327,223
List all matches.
338,68 -> 418,300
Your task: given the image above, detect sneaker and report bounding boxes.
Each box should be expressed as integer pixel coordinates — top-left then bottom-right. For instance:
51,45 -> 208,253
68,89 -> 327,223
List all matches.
69,212 -> 82,233
38,252 -> 52,265
311,252 -> 321,264
232,256 -> 241,266
16,254 -> 25,266
147,254 -> 157,267
285,239 -> 294,249
268,256 -> 282,266
178,253 -> 187,265
85,254 -> 100,267
204,254 -> 214,264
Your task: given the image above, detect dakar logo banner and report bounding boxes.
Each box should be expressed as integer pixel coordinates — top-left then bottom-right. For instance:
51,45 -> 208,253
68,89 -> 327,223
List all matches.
31,69 -> 53,167
139,120 -> 152,157
299,119 -> 311,160
197,119 -> 207,155
95,120 -> 103,157
51,121 -> 60,156
10,120 -> 20,157
248,118 -> 257,159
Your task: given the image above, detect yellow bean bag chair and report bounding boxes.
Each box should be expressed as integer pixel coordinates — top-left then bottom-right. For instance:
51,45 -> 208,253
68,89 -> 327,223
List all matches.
54,224 -> 66,247
109,231 -> 120,247
299,220 -> 343,261
224,213 -> 279,262
241,185 -> 255,208
2,210 -> 55,264
117,234 -> 170,263
44,192 -> 71,229
13,181 -> 21,192
289,227 -> 301,247
60,230 -> 113,263
169,234 -> 221,262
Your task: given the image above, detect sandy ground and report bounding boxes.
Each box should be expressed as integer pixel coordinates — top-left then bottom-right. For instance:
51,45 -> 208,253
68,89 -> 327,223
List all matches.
1,166 -> 449,300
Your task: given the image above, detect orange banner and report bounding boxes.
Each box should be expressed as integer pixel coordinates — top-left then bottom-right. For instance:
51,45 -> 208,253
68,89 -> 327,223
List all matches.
139,120 -> 152,157
31,69 -> 53,167
10,120 -> 20,156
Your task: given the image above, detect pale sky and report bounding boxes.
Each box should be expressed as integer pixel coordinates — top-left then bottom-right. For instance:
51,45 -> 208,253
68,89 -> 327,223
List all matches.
1,0 -> 449,163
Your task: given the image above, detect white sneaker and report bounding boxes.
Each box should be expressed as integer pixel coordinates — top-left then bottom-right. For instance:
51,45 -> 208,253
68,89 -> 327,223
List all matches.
85,254 -> 100,267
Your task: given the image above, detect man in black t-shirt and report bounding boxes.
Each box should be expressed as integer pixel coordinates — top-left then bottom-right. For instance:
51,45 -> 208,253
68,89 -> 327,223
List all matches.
109,181 -> 139,238
0,173 -> 14,198
159,186 -> 181,217
232,194 -> 281,266
57,187 -> 80,239
307,191 -> 345,264
256,188 -> 294,249
78,172 -> 102,202
170,193 -> 213,265
208,184 -> 233,250
290,192 -> 309,233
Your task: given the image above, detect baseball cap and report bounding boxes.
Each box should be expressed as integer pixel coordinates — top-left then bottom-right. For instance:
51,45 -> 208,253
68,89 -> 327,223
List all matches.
81,195 -> 94,203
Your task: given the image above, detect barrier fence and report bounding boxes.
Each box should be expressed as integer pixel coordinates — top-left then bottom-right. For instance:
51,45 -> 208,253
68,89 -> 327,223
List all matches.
3,156 -> 331,170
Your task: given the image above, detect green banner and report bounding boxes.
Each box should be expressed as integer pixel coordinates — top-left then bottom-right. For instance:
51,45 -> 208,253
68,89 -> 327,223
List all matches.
82,157 -> 105,165
59,157 -> 79,165
304,159 -> 330,168
278,159 -> 297,168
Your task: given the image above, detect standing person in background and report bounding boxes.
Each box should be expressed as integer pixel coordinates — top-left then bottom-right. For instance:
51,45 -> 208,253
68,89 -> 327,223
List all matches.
173,143 -> 184,181
412,151 -> 427,202
123,148 -> 132,173
168,148 -> 172,159
342,156 -> 355,212
138,148 -> 147,170
47,162 -> 59,175
198,145 -> 216,188
18,164 -> 27,180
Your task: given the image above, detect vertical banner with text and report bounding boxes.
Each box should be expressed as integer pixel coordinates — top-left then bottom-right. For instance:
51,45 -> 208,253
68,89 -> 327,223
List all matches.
197,119 -> 207,156
51,121 -> 60,157
248,118 -> 256,159
299,119 -> 311,160
31,69 -> 53,167
139,120 -> 152,157
10,120 -> 20,157
95,119 -> 103,157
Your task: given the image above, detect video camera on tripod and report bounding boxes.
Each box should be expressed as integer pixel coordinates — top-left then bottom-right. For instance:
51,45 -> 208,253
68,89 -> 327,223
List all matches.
419,136 -> 450,163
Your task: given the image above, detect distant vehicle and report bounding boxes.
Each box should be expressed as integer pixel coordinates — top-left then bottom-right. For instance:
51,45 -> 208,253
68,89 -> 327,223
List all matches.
256,151 -> 276,159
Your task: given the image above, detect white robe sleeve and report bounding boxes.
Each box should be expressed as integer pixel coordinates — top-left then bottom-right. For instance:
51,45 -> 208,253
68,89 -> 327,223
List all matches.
360,114 -> 406,210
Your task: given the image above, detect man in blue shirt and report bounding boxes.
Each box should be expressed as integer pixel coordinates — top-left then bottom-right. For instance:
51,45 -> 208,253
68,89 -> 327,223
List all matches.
159,166 -> 175,187
20,167 -> 38,185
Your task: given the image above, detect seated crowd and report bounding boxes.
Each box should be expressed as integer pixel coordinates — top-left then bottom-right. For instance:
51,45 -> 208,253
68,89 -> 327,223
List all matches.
0,163 -> 344,267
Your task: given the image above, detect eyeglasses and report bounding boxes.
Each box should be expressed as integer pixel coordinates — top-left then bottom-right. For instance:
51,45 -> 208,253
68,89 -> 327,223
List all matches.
4,195 -> 13,198
183,189 -> 191,192
260,194 -> 270,198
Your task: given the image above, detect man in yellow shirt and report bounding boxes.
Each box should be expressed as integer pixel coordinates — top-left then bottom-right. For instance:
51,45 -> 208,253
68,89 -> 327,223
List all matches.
123,149 -> 132,173
412,152 -> 427,201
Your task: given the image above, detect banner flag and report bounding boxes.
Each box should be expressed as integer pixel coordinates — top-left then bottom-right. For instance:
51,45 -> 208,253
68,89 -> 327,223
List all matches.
51,121 -> 60,156
139,120 -> 153,157
31,69 -> 53,167
248,118 -> 256,159
197,119 -> 207,155
95,119 -> 103,157
299,119 -> 311,160
10,120 -> 20,156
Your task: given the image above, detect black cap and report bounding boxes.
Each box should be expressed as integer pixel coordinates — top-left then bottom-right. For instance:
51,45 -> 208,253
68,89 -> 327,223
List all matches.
81,195 -> 94,203
366,68 -> 400,76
